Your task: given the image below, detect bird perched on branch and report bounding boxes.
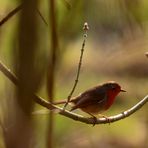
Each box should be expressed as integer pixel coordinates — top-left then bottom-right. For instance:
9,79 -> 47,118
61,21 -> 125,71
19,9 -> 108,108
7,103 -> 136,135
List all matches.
54,81 -> 126,118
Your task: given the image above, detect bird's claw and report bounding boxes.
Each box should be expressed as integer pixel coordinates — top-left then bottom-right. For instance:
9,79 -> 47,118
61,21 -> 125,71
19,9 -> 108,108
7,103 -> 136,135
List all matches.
88,116 -> 98,126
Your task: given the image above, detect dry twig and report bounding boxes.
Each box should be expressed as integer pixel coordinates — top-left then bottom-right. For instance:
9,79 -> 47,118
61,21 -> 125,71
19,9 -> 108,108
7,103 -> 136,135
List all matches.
64,22 -> 89,109
0,4 -> 48,27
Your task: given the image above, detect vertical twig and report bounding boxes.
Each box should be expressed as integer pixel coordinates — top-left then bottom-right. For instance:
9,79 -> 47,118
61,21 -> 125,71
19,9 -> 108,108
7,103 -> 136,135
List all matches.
64,22 -> 89,109
47,0 -> 58,148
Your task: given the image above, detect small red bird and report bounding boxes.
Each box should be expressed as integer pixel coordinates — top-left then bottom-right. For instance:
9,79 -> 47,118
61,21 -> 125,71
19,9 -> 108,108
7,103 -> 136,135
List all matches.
54,81 -> 125,117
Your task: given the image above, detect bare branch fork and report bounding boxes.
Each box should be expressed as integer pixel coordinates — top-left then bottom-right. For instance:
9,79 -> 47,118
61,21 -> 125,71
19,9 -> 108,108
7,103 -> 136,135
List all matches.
0,61 -> 148,125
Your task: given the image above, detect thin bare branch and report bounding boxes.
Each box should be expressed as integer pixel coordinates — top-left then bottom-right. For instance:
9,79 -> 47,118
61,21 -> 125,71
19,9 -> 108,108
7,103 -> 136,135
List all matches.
0,4 -> 22,27
0,62 -> 18,85
0,4 -> 47,27
0,60 -> 147,125
35,94 -> 148,124
61,0 -> 71,10
36,9 -> 48,26
64,22 -> 89,109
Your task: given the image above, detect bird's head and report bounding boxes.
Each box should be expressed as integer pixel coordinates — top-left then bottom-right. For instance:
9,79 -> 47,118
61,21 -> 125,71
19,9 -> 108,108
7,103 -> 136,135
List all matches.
102,81 -> 126,110
105,81 -> 125,92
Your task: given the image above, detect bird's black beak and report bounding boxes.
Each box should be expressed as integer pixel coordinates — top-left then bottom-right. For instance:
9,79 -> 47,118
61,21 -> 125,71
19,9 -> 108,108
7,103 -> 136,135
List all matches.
120,89 -> 126,92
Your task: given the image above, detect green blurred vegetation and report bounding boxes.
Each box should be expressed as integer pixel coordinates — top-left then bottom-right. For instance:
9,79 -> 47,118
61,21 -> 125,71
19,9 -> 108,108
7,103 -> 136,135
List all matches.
0,0 -> 148,148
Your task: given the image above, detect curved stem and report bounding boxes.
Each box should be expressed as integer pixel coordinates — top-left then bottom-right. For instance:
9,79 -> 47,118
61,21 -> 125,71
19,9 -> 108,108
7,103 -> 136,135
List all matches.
0,61 -> 147,125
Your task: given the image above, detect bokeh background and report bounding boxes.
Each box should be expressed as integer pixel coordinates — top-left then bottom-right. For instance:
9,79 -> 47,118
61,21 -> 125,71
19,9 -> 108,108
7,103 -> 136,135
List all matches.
0,0 -> 148,148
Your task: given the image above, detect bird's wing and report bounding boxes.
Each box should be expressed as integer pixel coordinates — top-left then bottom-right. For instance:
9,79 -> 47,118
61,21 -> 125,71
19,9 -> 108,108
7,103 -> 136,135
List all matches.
71,86 -> 107,110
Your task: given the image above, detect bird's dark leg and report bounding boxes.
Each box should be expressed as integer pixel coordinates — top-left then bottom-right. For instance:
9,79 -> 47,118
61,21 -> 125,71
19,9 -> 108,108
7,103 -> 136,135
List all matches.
87,112 -> 98,126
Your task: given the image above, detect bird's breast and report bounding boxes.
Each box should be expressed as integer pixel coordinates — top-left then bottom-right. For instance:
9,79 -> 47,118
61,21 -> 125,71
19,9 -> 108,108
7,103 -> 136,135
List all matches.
105,91 -> 119,109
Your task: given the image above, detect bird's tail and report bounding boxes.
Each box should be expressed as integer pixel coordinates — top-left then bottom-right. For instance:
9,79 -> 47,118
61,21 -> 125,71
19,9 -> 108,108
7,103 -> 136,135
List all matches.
53,97 -> 77,105
32,98 -> 77,115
